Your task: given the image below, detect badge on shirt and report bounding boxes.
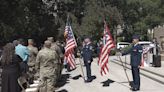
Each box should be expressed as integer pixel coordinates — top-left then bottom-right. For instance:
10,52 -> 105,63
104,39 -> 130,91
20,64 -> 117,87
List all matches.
89,46 -> 92,50
138,50 -> 143,53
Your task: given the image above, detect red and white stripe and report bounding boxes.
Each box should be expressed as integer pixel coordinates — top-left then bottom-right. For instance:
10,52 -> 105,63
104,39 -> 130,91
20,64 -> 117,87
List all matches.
141,46 -> 153,67
65,39 -> 76,53
64,25 -> 77,69
98,21 -> 115,76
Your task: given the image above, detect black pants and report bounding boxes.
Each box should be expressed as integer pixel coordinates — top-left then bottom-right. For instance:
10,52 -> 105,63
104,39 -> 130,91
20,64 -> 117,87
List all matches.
131,66 -> 140,89
84,61 -> 91,80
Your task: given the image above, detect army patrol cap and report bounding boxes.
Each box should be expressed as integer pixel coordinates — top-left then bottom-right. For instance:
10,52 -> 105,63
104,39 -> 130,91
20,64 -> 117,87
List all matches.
47,37 -> 54,40
47,37 -> 54,42
28,39 -> 33,43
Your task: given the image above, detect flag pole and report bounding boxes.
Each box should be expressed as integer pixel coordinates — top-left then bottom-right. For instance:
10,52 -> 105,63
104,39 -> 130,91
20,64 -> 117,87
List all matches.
118,56 -> 131,87
66,13 -> 85,81
67,14 -> 77,47
79,55 -> 86,81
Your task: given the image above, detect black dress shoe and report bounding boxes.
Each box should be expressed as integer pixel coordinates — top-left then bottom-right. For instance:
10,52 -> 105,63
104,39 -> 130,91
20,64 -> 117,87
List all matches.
131,88 -> 140,91
84,79 -> 92,83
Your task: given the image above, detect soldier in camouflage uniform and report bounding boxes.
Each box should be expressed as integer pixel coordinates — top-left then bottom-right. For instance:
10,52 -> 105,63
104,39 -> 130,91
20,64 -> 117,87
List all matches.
27,39 -> 38,83
36,40 -> 58,92
47,37 -> 64,82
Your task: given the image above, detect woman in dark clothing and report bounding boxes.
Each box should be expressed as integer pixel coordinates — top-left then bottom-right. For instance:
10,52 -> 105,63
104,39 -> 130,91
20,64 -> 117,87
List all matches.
1,43 -> 22,92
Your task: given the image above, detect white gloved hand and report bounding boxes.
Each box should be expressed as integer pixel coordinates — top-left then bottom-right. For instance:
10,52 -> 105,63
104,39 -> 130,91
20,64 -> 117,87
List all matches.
88,61 -> 91,63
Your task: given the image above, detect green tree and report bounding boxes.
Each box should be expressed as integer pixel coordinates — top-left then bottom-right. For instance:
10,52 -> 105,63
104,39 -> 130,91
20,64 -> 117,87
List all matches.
110,0 -> 164,41
79,0 -> 123,41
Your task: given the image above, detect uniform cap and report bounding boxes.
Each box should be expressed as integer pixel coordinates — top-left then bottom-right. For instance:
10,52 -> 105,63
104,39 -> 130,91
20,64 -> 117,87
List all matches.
132,35 -> 140,39
47,37 -> 54,40
44,40 -> 51,45
28,39 -> 33,43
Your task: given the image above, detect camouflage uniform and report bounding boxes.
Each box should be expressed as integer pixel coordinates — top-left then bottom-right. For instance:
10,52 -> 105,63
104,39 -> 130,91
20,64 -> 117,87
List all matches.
36,47 -> 58,92
47,37 -> 64,81
50,42 -> 64,81
27,45 -> 38,80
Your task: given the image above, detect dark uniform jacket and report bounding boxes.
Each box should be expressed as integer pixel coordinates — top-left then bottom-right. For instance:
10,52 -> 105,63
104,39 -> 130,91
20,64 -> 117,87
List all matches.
122,43 -> 143,67
82,43 -> 93,62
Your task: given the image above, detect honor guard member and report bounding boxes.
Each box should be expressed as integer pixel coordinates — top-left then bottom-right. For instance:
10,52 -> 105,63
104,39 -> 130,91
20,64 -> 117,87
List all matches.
36,40 -> 58,92
82,38 -> 93,82
27,39 -> 38,81
120,35 -> 143,91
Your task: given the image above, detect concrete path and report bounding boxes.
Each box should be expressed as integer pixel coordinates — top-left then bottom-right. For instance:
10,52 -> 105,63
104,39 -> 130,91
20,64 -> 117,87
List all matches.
56,57 -> 164,92
0,56 -> 164,92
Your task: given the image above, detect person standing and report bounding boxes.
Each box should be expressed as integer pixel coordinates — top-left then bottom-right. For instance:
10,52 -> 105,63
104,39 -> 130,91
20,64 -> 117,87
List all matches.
36,40 -> 58,92
1,43 -> 22,92
15,39 -> 30,88
120,35 -> 143,91
15,39 -> 29,63
82,38 -> 93,82
27,39 -> 38,83
47,37 -> 63,81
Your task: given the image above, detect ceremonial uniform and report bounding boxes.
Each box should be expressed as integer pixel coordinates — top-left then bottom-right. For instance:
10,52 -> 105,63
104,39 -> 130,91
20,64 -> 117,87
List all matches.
122,35 -> 142,91
82,40 -> 93,82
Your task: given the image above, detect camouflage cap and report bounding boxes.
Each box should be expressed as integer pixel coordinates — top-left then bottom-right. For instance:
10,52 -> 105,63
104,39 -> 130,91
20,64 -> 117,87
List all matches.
28,39 -> 33,43
47,37 -> 54,43
44,40 -> 51,44
47,37 -> 54,40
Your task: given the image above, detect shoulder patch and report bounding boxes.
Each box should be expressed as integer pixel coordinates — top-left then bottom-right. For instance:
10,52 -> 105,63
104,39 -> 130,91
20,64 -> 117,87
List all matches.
89,46 -> 92,50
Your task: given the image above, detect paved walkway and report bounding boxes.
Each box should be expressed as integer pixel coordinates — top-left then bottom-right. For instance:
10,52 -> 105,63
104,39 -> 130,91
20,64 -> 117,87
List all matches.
56,57 -> 164,92
1,56 -> 164,92
115,55 -> 164,77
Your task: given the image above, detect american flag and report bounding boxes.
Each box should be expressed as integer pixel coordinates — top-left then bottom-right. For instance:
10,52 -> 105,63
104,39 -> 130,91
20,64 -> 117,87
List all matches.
64,22 -> 77,69
98,21 -> 115,76
141,46 -> 153,67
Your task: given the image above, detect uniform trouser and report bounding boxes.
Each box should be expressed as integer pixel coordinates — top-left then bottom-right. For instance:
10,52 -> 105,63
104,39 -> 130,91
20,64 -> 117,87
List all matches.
39,76 -> 55,92
28,65 -> 35,84
66,63 -> 71,71
85,61 -> 91,80
131,66 -> 140,89
56,63 -> 63,81
39,67 -> 57,92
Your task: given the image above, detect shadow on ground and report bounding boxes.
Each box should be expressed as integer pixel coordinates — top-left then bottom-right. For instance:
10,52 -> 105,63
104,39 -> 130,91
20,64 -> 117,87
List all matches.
72,74 -> 82,80
56,74 -> 70,87
72,75 -> 97,82
57,89 -> 68,92
101,79 -> 115,87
